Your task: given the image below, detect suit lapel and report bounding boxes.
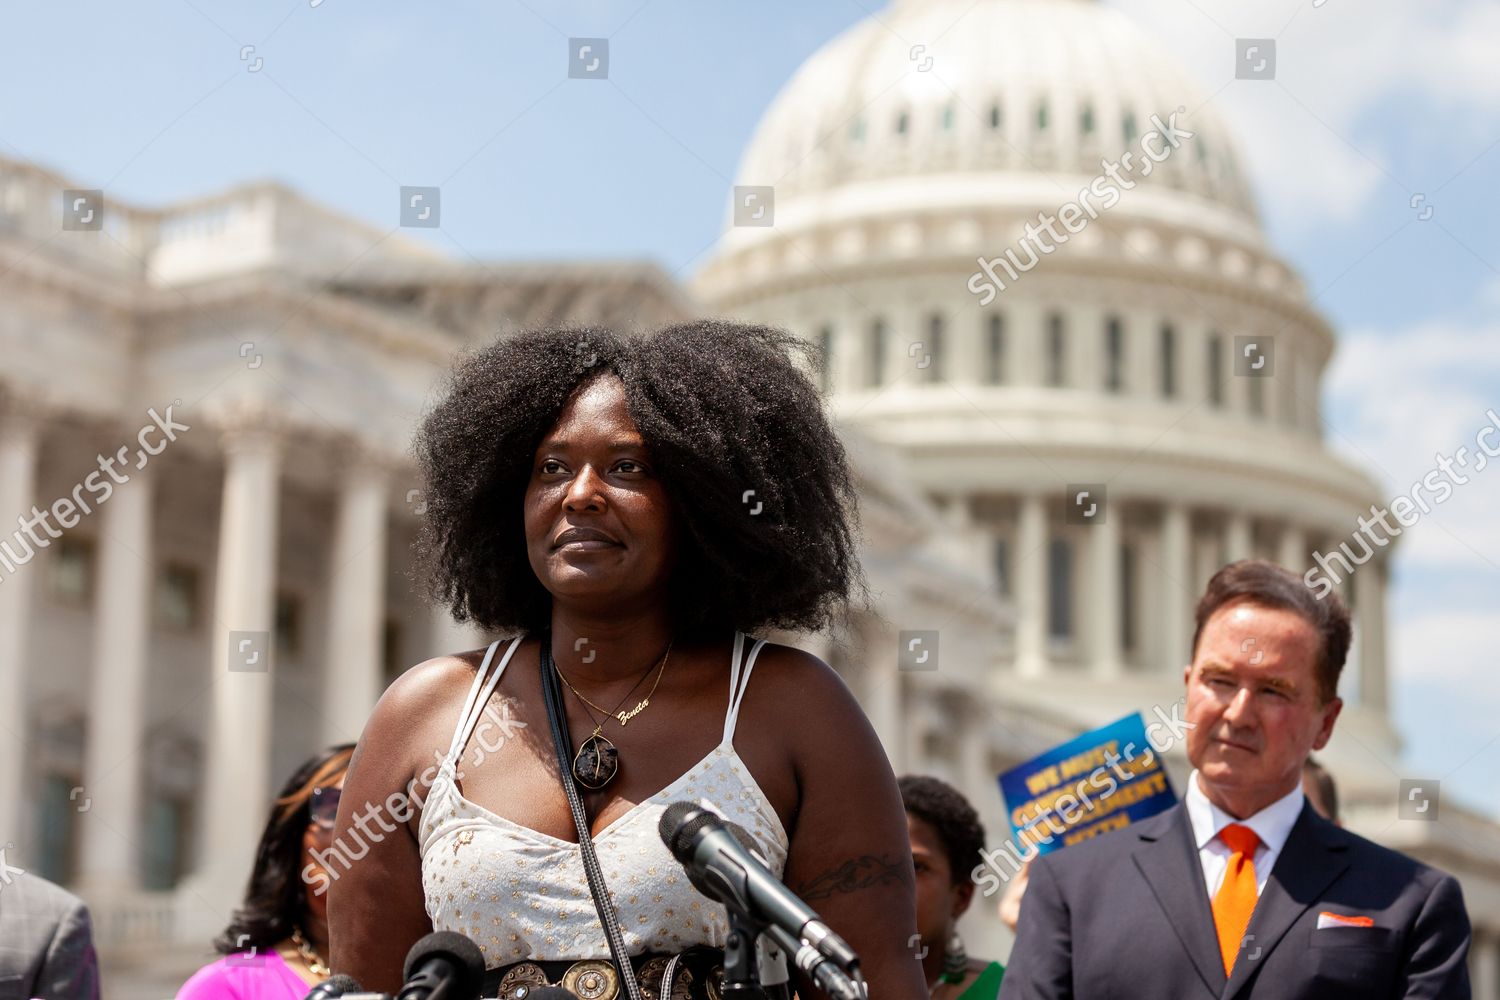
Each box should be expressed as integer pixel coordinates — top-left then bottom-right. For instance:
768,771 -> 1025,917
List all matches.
1132,804 -> 1226,997
1222,802 -> 1352,999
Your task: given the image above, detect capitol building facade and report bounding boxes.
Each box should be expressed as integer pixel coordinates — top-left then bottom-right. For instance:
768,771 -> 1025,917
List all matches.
0,0 -> 1497,994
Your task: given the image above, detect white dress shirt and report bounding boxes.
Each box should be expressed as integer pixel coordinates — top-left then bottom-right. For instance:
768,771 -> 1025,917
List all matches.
1184,769 -> 1305,897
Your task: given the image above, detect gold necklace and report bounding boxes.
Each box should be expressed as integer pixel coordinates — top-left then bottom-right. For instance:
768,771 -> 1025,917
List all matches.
555,640 -> 671,727
552,640 -> 671,789
290,927 -> 329,977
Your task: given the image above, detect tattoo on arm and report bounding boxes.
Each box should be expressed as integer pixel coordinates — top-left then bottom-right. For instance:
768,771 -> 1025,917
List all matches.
795,854 -> 912,903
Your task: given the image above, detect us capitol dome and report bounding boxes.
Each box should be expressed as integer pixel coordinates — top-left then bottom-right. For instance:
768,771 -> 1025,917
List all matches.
697,0 -> 1500,967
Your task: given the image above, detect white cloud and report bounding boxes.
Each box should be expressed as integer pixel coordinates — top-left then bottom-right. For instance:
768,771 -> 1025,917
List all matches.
1111,0 -> 1500,228
1324,323 -> 1500,573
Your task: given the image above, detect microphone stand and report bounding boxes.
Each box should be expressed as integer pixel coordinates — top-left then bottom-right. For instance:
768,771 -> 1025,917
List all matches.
759,924 -> 865,1000
721,908 -> 769,1000
714,904 -> 862,1000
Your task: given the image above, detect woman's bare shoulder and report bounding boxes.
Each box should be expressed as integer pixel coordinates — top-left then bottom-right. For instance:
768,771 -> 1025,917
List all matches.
738,640 -> 870,745
744,640 -> 855,700
384,646 -> 488,712
360,641 -> 523,772
391,635 -> 535,708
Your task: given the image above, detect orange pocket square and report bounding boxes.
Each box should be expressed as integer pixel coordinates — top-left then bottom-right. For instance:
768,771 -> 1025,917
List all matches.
1317,911 -> 1375,929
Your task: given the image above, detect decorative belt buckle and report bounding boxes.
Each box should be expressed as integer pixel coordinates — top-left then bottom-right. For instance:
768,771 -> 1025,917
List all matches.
562,959 -> 620,1000
498,962 -> 548,1000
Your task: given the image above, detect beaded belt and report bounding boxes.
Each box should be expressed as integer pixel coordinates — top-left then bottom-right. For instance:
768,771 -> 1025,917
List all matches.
482,945 -> 726,1000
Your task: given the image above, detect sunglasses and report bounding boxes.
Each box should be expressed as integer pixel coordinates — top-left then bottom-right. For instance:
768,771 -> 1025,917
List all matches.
309,786 -> 341,829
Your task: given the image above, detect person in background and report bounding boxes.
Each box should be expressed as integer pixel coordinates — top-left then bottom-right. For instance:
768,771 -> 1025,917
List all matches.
1000,560 -> 1472,998
999,757 -> 1344,934
999,700 -> 1349,938
1302,755 -> 1340,825
177,743 -> 355,1000
0,869 -> 100,999
901,775 -> 1005,1000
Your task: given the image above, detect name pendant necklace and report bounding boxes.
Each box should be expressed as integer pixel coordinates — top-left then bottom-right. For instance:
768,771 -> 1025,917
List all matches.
552,638 -> 672,789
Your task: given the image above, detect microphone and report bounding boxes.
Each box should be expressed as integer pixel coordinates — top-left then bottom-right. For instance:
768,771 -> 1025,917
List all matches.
303,976 -> 366,1000
519,989 -> 578,1000
659,802 -> 862,981
397,931 -> 487,1000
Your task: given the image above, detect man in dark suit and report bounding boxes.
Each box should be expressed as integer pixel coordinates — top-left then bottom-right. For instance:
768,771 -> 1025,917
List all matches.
999,560 -> 1472,999
0,867 -> 100,1000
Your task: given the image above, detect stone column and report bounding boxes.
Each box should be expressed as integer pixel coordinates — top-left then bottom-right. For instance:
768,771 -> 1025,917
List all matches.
948,311 -> 983,389
830,319 -> 857,398
1069,303 -> 1103,392
1161,503 -> 1193,672
1015,494 -> 1048,678
1179,320 -> 1208,410
79,465 -> 155,892
323,452 -> 391,743
959,706 -> 991,806
888,302 -> 924,389
1277,340 -> 1299,429
863,618 -> 904,769
1009,300 -> 1044,387
1192,527 -> 1221,597
0,409 -> 40,845
1225,511 -> 1253,564
1278,524 -> 1307,573
1357,558 -> 1389,712
903,694 -> 932,773
194,420 -> 282,911
1127,312 -> 1157,400
940,493 -> 989,582
1228,337 -> 1253,414
1087,500 -> 1122,679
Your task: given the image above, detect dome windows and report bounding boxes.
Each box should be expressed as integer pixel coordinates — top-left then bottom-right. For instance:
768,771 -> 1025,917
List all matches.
986,314 -> 1006,384
1160,323 -> 1177,399
1207,332 -> 1225,408
1048,538 -> 1074,640
921,313 -> 946,381
1104,315 -> 1124,392
868,317 -> 888,387
1046,312 -> 1067,387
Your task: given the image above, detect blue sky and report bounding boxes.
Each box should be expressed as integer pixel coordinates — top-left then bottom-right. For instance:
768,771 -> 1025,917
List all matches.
4,0 -> 1498,818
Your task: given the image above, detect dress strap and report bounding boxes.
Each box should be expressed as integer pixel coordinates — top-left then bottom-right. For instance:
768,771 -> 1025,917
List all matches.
445,635 -> 524,768
721,630 -> 767,746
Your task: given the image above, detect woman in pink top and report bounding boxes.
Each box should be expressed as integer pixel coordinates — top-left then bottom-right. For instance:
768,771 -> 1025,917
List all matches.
177,744 -> 354,999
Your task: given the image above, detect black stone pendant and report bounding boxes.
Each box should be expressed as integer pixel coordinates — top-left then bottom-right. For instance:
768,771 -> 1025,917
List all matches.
573,732 -> 620,789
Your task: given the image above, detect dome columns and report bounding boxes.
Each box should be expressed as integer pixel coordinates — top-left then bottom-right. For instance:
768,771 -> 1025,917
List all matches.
1015,493 -> 1049,679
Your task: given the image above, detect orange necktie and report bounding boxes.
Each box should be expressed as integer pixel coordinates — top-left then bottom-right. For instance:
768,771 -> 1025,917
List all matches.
1212,823 -> 1261,975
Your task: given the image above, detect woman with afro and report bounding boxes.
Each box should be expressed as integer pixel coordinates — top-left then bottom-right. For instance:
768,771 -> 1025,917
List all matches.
330,321 -> 926,999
